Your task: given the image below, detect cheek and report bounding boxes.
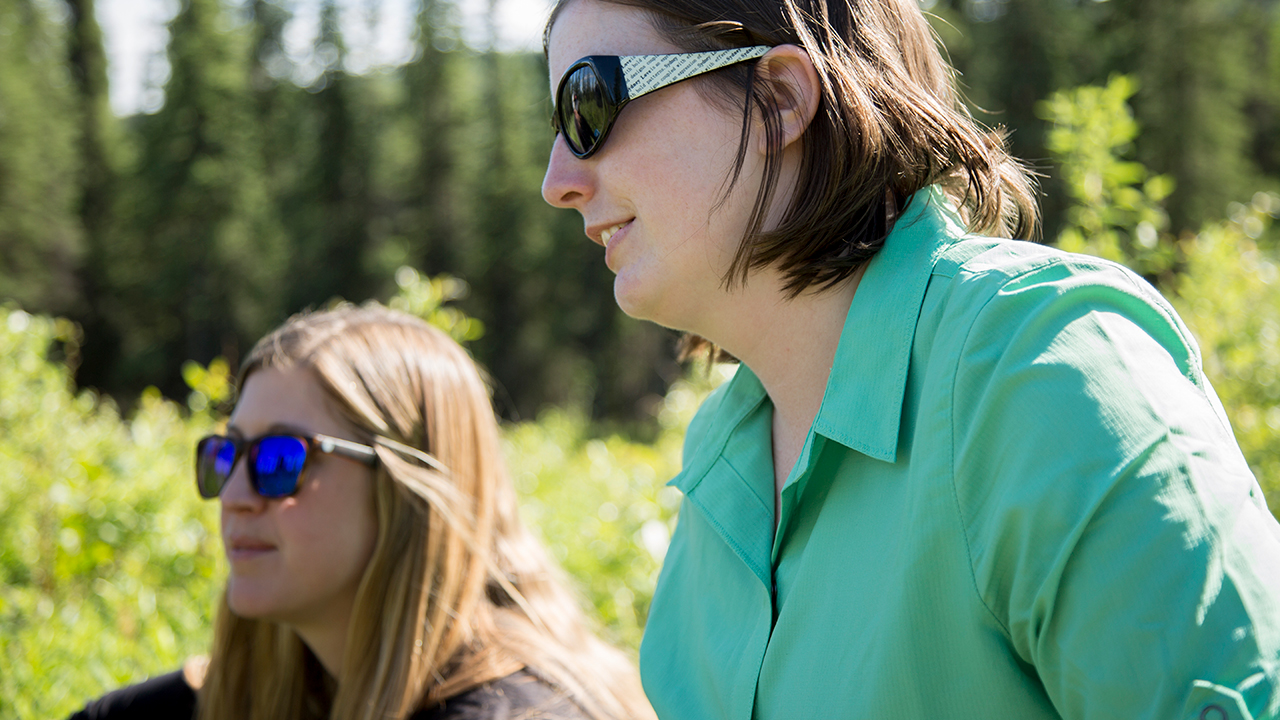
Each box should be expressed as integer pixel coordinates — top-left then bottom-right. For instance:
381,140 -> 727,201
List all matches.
642,94 -> 757,224
317,483 -> 377,570
279,477 -> 378,591
347,497 -> 378,574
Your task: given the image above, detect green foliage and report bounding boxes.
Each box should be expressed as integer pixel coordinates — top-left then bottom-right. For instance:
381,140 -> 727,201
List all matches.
0,305 -> 222,719
1169,196 -> 1280,512
181,357 -> 233,414
1038,75 -> 1177,279
388,266 -> 485,343
505,369 -> 729,650
1045,78 -> 1280,514
0,0 -> 83,313
101,0 -> 287,396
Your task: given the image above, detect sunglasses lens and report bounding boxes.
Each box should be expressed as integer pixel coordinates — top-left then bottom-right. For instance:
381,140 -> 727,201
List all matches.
250,436 -> 309,498
196,436 -> 238,499
559,64 -> 612,157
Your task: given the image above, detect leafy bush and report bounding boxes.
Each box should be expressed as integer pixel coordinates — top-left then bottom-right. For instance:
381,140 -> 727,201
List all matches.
1038,74 -> 1178,279
502,372 -> 725,651
0,307 -> 222,719
1170,200 -> 1280,512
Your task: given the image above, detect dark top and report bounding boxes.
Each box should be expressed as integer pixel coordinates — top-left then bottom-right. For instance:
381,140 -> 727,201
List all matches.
68,668 -> 590,720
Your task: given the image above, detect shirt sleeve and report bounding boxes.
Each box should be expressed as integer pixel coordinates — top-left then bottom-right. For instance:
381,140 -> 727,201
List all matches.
413,670 -> 590,720
66,670 -> 195,720
948,257 -> 1280,720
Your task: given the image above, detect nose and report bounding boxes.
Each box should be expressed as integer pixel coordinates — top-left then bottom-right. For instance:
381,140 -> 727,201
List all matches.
219,455 -> 265,514
541,135 -> 593,209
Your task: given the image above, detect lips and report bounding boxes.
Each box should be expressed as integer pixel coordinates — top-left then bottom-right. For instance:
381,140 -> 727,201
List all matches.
225,535 -> 276,561
600,221 -> 627,246
599,220 -> 632,272
587,218 -> 632,247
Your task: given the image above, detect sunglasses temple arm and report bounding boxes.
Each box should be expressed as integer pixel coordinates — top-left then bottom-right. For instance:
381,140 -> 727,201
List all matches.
371,435 -> 450,475
315,433 -> 379,466
619,46 -> 772,100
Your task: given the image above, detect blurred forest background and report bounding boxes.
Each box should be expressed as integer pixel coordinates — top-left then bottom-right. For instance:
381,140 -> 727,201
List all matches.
1,0 -> 1278,420
3,0 -> 1280,716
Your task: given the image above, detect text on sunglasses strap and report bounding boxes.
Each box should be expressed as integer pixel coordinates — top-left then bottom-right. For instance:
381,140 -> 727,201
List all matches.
619,46 -> 772,99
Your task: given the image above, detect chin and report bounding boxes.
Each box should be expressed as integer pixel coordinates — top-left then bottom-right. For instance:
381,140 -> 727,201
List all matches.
225,579 -> 280,621
614,278 -> 647,318
614,276 -> 685,330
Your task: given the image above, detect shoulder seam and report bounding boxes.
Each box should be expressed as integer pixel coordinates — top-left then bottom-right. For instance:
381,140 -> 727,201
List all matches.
947,266 -> 1014,641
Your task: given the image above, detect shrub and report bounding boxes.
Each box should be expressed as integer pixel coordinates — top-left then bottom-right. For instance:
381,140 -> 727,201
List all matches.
0,306 -> 222,718
502,371 -> 726,651
1170,199 -> 1280,512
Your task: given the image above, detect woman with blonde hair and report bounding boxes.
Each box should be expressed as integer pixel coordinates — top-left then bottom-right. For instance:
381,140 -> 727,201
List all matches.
540,0 -> 1280,717
70,304 -> 654,720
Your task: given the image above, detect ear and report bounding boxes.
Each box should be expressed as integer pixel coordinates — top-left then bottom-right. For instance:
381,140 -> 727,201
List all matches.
754,44 -> 821,153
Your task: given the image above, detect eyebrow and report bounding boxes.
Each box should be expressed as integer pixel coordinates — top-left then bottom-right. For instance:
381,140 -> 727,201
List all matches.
224,422 -> 316,440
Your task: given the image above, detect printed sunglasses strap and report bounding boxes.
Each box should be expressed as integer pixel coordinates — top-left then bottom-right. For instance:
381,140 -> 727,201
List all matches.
620,46 -> 770,99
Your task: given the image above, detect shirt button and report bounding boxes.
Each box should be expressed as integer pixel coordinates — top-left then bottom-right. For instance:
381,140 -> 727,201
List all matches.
1200,704 -> 1229,720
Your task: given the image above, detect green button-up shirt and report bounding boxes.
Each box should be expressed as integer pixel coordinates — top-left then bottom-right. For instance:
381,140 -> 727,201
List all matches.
638,187 -> 1280,720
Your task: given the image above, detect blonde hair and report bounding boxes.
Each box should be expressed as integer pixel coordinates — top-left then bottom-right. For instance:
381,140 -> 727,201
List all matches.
197,304 -> 654,720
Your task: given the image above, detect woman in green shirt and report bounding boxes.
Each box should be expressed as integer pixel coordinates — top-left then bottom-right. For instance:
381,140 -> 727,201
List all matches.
540,0 -> 1280,718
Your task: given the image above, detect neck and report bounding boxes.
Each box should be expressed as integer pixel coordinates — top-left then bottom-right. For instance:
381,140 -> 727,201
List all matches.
700,265 -> 866,496
289,606 -> 353,680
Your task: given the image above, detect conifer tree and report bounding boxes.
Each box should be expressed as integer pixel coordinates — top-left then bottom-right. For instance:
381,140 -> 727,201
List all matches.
927,0 -> 1118,237
282,0 -> 377,308
1243,2 -> 1280,190
248,0 -> 300,183
461,10 -> 678,419
448,3 -> 533,417
1120,0 -> 1256,230
0,0 -> 82,313
66,0 -> 125,392
403,0 -> 461,274
111,0 -> 285,395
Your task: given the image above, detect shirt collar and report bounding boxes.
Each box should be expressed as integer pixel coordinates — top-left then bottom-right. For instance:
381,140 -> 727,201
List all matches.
671,363 -> 768,492
811,184 -> 967,462
670,185 -> 966,496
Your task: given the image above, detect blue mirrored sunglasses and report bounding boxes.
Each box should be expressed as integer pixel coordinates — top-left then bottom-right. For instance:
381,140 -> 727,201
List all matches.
195,433 -> 377,499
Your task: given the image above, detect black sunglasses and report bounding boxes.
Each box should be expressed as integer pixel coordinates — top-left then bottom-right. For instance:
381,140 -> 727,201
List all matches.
195,432 -> 378,499
552,46 -> 772,159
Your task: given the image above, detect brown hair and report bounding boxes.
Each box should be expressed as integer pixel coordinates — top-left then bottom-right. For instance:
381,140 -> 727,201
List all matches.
197,304 -> 654,720
546,0 -> 1039,299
